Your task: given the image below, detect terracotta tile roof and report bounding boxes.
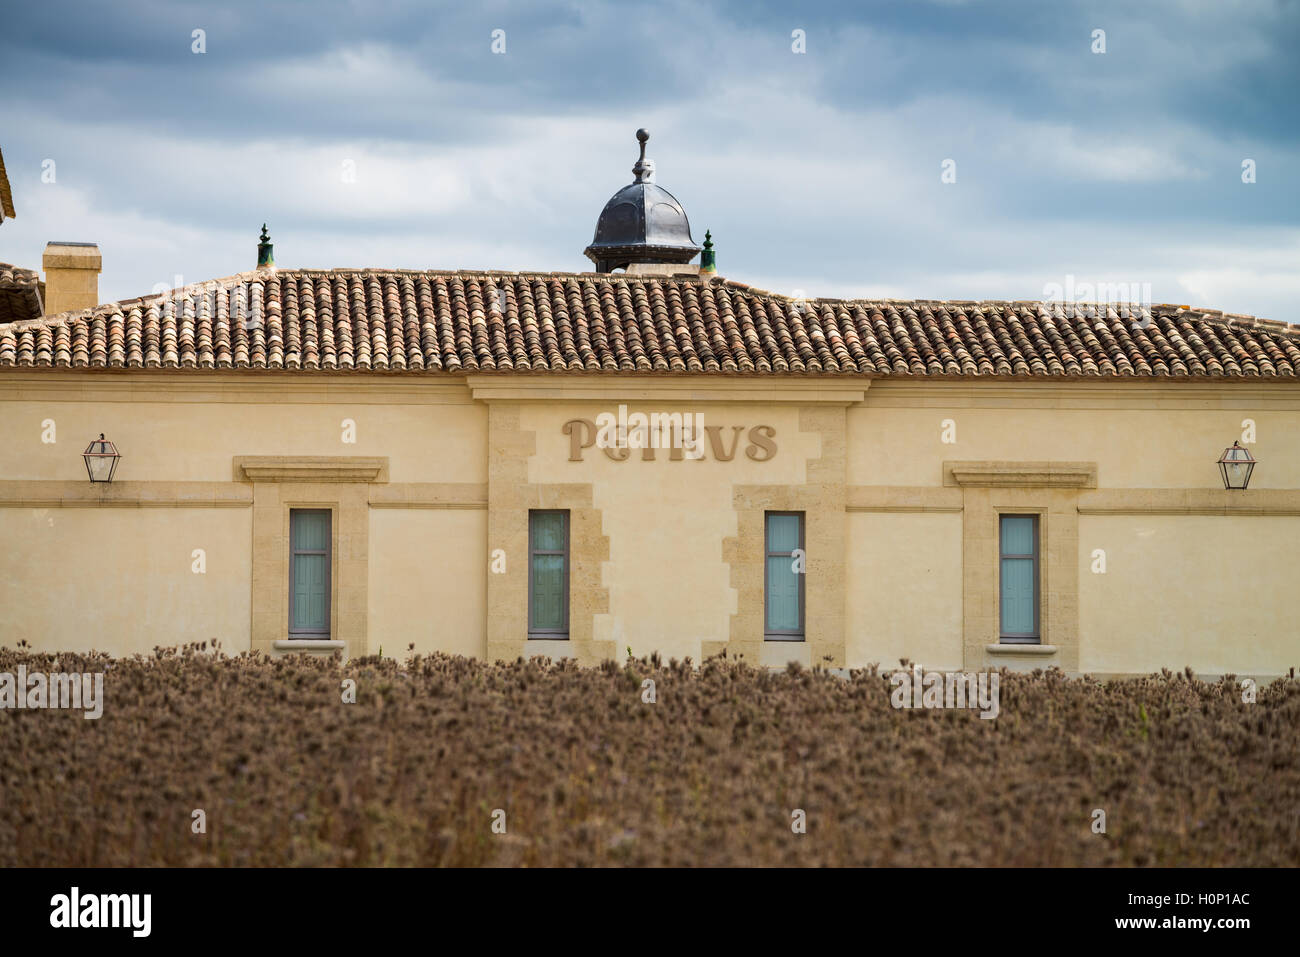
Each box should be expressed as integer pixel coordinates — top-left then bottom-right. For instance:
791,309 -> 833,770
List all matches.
0,263 -> 43,326
1,268 -> 1298,378
0,148 -> 14,221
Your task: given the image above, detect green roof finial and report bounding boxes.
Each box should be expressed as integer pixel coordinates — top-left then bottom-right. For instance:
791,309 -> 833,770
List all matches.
700,229 -> 716,276
257,223 -> 274,269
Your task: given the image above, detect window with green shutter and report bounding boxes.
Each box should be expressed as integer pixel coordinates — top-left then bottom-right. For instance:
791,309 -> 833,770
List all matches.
529,510 -> 569,637
765,511 -> 804,640
999,514 -> 1039,643
289,509 -> 331,636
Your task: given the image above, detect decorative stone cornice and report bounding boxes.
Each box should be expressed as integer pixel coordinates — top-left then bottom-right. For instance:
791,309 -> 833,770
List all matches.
0,481 -> 252,508
1077,488 -> 1300,516
234,456 -> 388,483
945,461 -> 1097,488
0,372 -> 472,405
369,482 -> 488,509
868,379 -> 1300,409
845,485 -> 964,512
465,374 -> 869,405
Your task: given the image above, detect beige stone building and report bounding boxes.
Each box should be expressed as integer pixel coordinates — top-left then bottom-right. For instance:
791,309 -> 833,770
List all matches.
1,134 -> 1297,680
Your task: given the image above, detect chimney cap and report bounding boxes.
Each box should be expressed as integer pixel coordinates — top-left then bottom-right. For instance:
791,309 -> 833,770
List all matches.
43,242 -> 102,272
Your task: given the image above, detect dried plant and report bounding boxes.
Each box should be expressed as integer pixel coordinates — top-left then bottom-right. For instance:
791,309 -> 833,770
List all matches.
1,645 -> 1296,867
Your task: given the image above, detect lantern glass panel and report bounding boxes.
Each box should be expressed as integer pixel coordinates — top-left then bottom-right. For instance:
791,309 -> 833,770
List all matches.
87,456 -> 115,482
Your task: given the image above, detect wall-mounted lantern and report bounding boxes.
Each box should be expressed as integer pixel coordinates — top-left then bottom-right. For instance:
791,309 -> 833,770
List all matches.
83,433 -> 121,483
1217,441 -> 1255,490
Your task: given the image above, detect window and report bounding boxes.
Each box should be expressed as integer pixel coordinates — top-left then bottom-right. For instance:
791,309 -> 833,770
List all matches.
289,509 -> 331,637
529,510 -> 569,638
764,511 -> 804,640
999,514 -> 1039,642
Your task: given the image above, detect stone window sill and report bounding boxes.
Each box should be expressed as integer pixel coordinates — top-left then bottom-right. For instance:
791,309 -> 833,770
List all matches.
273,639 -> 346,653
986,643 -> 1058,656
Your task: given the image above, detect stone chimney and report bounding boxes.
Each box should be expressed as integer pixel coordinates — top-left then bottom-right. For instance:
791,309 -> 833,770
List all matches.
42,242 -> 101,314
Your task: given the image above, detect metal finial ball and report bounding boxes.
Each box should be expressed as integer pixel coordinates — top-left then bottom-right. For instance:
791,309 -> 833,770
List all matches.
636,128 -> 649,142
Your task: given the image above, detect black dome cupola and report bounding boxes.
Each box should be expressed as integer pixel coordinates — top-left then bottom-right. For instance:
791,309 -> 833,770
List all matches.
584,129 -> 701,273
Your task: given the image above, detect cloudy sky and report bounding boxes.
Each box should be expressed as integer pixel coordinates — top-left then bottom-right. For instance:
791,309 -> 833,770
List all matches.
1,0 -> 1297,320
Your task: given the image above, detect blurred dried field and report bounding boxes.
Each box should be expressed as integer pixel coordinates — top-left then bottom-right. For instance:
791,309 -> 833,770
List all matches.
1,644 -> 1297,866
